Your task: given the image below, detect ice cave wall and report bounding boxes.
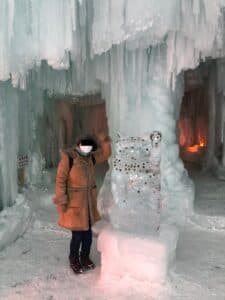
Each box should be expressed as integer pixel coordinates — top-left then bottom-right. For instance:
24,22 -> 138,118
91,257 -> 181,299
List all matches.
0,82 -> 18,210
0,80 -> 47,209
1,0 -> 225,223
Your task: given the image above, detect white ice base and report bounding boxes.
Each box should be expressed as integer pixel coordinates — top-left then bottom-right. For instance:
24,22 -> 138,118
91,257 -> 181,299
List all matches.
97,222 -> 178,283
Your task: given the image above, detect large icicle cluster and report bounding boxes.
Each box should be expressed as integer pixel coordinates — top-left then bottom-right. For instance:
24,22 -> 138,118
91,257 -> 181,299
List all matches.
92,0 -> 221,56
0,0 -> 75,85
0,0 -> 225,88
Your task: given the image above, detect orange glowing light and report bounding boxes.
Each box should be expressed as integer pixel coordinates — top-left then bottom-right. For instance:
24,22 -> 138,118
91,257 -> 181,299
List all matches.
186,140 -> 206,153
187,145 -> 199,153
199,140 -> 206,147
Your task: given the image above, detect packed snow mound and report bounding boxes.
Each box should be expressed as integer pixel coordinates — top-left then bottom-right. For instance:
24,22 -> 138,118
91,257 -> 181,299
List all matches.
0,194 -> 32,251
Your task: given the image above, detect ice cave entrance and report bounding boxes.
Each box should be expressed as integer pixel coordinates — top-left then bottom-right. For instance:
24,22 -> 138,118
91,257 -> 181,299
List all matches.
18,93 -> 109,190
55,93 -> 109,187
54,93 -> 108,151
178,59 -> 223,170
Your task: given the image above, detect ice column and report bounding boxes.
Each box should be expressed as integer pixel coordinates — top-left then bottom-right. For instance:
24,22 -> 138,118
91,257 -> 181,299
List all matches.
0,82 -> 19,210
222,85 -> 225,167
145,79 -> 194,225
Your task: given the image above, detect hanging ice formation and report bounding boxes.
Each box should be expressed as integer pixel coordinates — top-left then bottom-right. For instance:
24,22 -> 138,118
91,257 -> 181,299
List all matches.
0,0 -> 224,85
1,0 -> 225,224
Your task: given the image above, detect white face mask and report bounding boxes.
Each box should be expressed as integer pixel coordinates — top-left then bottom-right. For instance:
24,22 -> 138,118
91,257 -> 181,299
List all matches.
79,145 -> 93,154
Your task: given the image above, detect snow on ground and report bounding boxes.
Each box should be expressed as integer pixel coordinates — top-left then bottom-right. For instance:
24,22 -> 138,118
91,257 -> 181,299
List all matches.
193,170 -> 225,217
171,226 -> 225,299
189,167 -> 225,230
0,169 -> 225,300
0,204 -> 168,300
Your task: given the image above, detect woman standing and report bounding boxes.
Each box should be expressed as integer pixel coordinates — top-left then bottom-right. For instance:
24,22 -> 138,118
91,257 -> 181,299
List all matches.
54,133 -> 111,274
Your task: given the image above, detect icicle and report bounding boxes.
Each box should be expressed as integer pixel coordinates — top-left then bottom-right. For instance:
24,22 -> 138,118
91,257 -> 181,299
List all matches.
70,0 -> 77,31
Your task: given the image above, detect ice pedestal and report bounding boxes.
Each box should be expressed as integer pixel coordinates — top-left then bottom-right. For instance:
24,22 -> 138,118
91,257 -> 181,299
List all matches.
96,132 -> 179,282
97,223 -> 178,283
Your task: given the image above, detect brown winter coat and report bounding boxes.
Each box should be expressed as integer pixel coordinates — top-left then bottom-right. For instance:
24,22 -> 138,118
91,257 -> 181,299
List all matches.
55,136 -> 111,231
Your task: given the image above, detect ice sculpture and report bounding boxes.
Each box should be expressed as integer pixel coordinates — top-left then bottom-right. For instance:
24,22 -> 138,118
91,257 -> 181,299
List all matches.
96,131 -> 178,283
110,131 -> 162,234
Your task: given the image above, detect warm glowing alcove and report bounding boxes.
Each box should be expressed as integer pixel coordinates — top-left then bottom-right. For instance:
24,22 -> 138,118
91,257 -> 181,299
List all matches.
179,60 -> 224,169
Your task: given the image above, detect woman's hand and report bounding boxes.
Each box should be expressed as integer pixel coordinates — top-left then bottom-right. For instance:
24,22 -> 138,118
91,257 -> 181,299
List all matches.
97,132 -> 111,143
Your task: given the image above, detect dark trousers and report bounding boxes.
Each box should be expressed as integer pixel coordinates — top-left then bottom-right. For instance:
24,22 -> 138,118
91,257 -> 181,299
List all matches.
69,227 -> 92,259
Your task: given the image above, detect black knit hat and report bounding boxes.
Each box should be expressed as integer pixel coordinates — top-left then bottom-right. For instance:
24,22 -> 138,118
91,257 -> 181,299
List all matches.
76,135 -> 98,152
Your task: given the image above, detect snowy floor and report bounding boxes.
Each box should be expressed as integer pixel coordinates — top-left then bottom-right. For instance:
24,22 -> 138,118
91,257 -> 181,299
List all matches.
193,169 -> 225,217
1,169 -> 225,300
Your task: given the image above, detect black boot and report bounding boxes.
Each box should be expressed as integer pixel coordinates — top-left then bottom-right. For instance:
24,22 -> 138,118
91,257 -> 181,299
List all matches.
80,256 -> 95,270
69,257 -> 84,274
